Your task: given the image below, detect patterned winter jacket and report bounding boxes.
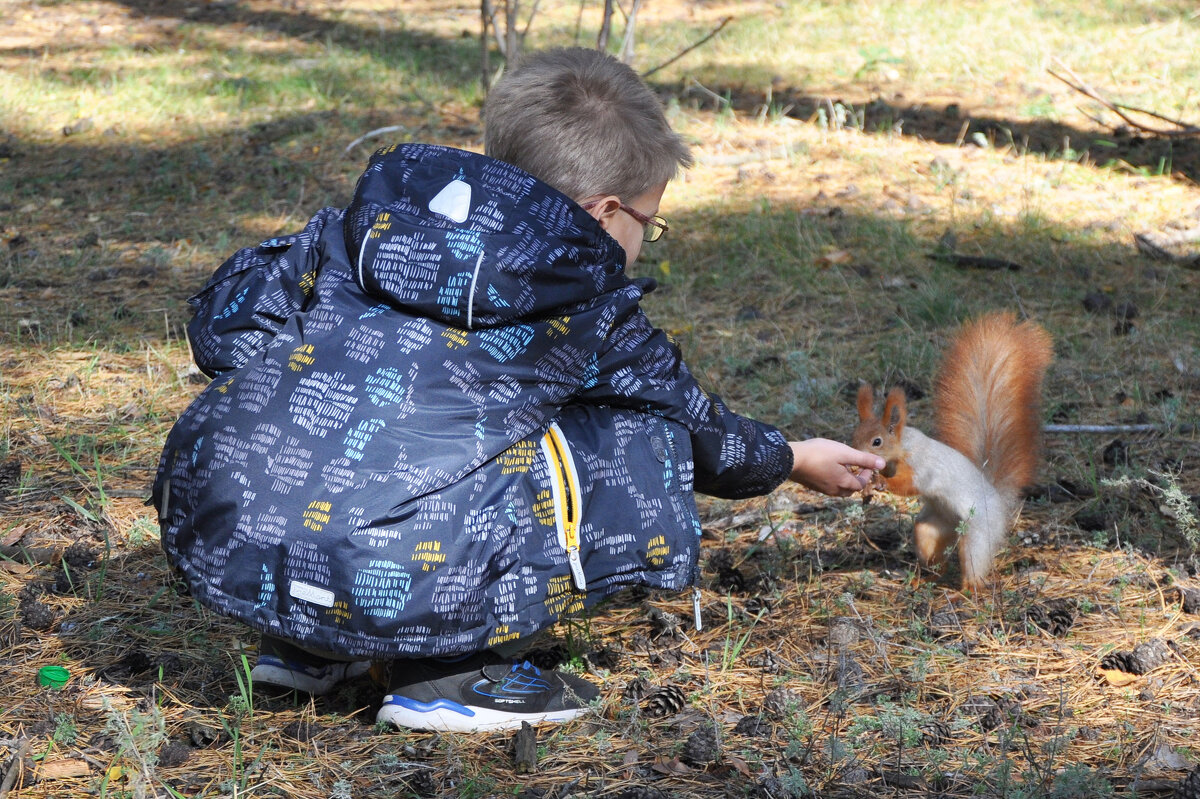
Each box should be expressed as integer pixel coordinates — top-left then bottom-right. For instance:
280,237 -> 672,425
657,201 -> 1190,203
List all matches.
154,143 -> 793,658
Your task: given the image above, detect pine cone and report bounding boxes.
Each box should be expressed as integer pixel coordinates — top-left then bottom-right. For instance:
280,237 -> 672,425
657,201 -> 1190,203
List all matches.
157,740 -> 193,768
743,596 -> 773,617
827,616 -> 861,647
1177,587 -> 1200,615
751,776 -> 803,799
1177,765 -> 1200,799
612,787 -> 668,799
762,686 -> 803,720
62,541 -> 97,571
523,644 -> 568,671
746,648 -> 782,674
928,609 -> 966,638
282,720 -> 321,742
623,676 -> 652,702
585,644 -> 623,672
1026,598 -> 1076,637
19,596 -> 56,631
0,458 -> 21,496
919,718 -> 954,746
714,566 -> 746,593
978,698 -> 1034,731
706,547 -> 736,573
646,607 -> 682,640
681,723 -> 722,766
1130,638 -> 1175,672
1099,637 -> 1174,675
404,770 -> 438,797
642,685 -> 687,718
733,714 -> 773,737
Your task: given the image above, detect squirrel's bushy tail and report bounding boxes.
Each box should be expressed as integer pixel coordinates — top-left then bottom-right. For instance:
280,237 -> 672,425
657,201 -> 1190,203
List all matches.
934,311 -> 1053,501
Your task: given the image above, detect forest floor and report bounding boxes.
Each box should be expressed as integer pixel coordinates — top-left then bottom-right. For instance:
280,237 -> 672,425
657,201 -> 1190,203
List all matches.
2,1 -> 1200,797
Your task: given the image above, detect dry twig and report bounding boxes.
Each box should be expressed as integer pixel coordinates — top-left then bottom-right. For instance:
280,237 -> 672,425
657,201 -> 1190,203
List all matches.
0,737 -> 32,799
642,16 -> 734,79
1047,58 -> 1200,138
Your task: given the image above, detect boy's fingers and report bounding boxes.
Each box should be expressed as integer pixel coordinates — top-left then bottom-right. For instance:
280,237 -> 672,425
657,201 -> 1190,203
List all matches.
843,453 -> 885,471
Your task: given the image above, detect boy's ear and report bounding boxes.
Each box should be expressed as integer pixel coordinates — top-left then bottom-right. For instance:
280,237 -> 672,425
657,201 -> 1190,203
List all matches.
882,387 -> 907,435
856,383 -> 875,421
583,195 -> 622,230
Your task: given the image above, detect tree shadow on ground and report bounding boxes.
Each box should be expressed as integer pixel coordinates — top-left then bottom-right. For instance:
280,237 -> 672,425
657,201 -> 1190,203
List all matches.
2,0 -> 479,88
106,0 -> 479,76
23,543 -> 383,718
682,83 -> 1200,183
3,108 -> 1200,387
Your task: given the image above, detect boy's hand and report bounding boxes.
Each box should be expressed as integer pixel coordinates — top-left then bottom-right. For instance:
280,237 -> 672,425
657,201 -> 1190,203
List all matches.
788,439 -> 885,497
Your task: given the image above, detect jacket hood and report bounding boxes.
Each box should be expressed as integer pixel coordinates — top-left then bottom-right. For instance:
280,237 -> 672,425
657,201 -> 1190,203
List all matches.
344,143 -> 629,328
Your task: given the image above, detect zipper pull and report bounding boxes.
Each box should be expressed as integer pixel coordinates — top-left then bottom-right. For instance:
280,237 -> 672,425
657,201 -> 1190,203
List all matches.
692,587 -> 703,632
567,548 -> 587,591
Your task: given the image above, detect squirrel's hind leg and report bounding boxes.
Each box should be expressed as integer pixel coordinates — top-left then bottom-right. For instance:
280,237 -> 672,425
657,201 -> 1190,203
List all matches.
913,501 -> 958,568
958,506 -> 1009,591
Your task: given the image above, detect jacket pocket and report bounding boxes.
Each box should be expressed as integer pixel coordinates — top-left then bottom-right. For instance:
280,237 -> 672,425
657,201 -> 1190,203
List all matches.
186,207 -> 342,377
539,421 -> 587,591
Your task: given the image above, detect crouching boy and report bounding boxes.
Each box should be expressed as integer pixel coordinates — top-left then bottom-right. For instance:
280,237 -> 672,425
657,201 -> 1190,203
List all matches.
153,47 -> 881,732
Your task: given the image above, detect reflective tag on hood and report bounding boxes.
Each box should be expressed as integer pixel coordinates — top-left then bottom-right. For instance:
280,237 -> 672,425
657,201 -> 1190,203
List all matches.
428,177 -> 472,223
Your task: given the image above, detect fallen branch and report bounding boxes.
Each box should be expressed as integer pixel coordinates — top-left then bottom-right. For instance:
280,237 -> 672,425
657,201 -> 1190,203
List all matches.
1133,226 -> 1200,268
343,125 -> 407,154
0,737 -> 32,799
1044,423 -> 1164,434
642,16 -> 734,79
0,545 -> 65,565
1048,58 -> 1200,138
926,251 -> 1024,271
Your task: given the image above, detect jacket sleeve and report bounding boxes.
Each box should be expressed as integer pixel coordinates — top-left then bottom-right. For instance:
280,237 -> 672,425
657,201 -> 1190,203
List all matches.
578,299 -> 793,499
186,207 -> 343,377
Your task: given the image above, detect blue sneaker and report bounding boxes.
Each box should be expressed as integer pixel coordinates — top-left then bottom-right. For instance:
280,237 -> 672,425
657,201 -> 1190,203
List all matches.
376,652 -> 599,732
250,635 -> 371,696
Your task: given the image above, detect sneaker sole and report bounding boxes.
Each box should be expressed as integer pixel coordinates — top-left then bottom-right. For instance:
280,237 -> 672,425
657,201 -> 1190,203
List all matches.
376,696 -> 589,732
251,659 -> 371,696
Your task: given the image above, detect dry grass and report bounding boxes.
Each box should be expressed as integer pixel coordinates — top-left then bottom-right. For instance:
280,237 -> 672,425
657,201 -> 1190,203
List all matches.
3,1 -> 1200,797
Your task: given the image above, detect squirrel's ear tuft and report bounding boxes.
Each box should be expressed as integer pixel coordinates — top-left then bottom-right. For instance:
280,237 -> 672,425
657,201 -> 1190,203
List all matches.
856,383 -> 875,421
882,387 -> 907,435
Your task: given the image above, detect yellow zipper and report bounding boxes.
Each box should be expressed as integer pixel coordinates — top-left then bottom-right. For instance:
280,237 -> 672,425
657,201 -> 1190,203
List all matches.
541,422 -> 586,591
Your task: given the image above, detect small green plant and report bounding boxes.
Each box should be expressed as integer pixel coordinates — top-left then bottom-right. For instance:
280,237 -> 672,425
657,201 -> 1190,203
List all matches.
97,699 -> 168,798
1103,470 -> 1199,555
1048,763 -> 1114,798
559,607 -> 597,672
721,596 -> 765,672
230,650 -> 255,720
125,517 -> 160,547
854,45 -> 903,80
52,712 -> 79,745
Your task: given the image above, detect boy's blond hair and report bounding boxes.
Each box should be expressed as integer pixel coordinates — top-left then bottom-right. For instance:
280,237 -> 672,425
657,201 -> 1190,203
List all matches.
483,47 -> 692,202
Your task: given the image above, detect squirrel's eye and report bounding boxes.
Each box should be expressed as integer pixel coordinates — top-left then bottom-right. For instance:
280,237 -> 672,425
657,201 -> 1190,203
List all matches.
872,437 -> 882,447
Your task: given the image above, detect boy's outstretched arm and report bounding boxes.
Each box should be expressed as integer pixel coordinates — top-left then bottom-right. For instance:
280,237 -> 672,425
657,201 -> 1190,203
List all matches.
789,439 -> 884,497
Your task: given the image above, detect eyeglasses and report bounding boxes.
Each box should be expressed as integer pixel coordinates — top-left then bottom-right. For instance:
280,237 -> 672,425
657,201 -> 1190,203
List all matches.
581,198 -> 669,242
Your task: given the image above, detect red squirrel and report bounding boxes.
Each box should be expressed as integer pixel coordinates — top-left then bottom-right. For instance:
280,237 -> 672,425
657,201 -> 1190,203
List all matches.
852,312 -> 1053,590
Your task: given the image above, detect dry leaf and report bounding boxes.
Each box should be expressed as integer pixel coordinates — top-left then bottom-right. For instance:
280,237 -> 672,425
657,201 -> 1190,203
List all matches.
816,249 -> 853,266
2,524 -> 27,547
1098,667 -> 1138,686
651,756 -> 692,776
728,755 -> 753,777
622,749 -> 639,779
